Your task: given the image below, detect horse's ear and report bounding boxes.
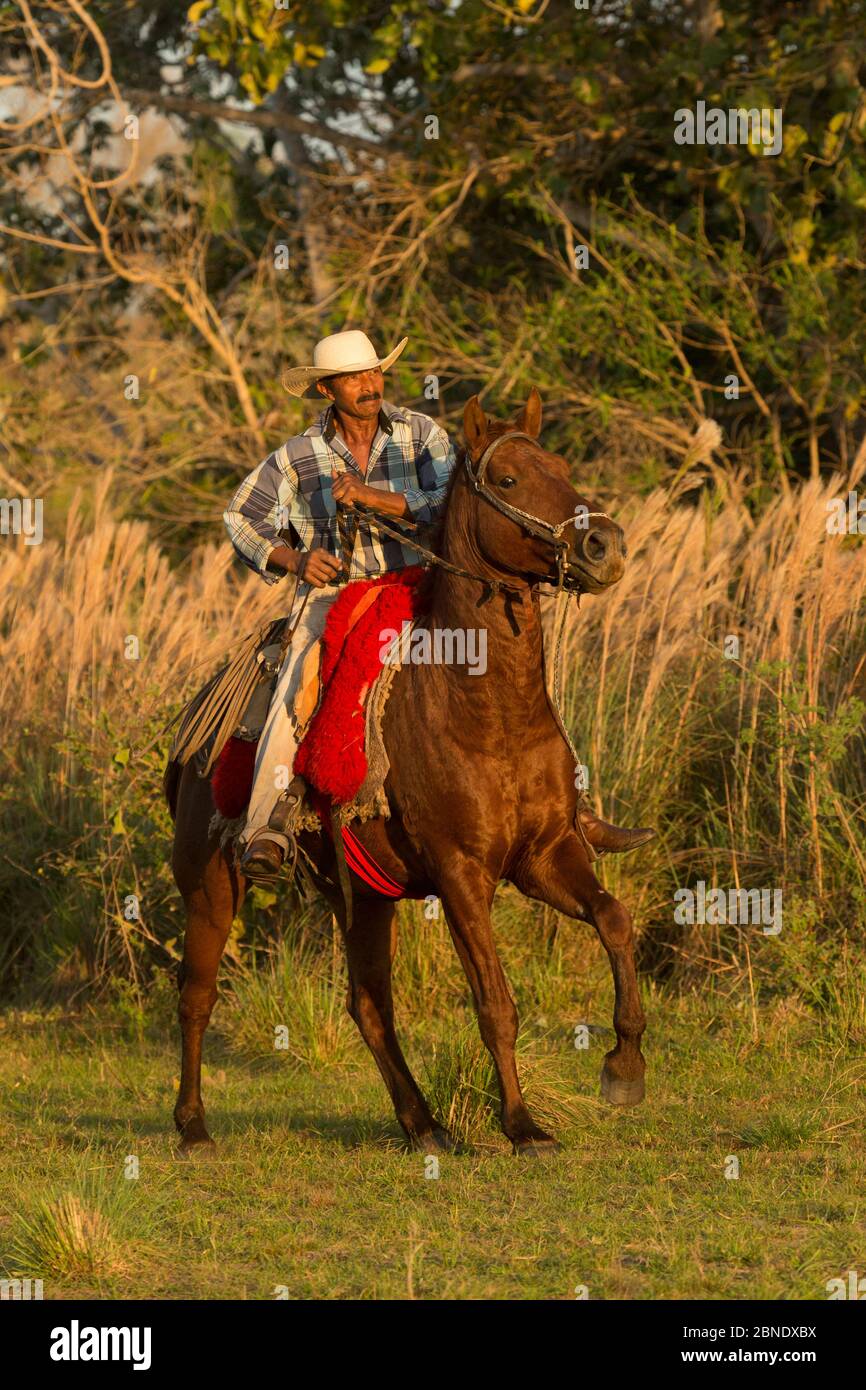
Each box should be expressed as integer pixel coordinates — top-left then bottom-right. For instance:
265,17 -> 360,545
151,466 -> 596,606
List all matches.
463,395 -> 488,458
514,387 -> 542,438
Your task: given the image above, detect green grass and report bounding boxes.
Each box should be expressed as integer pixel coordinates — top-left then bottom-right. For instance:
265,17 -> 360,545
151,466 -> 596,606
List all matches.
1,957 -> 863,1301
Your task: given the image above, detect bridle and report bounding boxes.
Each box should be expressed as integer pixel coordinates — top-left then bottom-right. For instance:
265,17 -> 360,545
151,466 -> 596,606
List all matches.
465,431 -> 614,593
340,430 -> 614,601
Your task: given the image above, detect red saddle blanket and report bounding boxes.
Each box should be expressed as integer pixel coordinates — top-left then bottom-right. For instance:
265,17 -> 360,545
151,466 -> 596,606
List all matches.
294,565 -> 427,802
211,566 -> 427,819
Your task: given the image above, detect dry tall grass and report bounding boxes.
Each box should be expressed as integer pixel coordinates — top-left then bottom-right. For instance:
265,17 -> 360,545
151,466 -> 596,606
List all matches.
1,464 -> 864,1026
0,471 -> 285,991
562,460 -> 866,1014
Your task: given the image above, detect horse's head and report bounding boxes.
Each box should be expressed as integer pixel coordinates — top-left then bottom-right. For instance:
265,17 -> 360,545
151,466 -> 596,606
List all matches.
460,389 -> 626,595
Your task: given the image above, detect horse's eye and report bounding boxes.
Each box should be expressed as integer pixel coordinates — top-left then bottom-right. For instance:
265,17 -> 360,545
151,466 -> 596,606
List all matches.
498,476 -> 517,489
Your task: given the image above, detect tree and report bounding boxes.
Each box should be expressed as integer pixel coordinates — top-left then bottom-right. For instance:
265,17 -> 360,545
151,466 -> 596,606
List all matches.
2,0 -> 864,485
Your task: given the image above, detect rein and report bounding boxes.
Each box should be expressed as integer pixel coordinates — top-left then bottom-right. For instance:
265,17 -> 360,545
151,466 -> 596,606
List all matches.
341,430 -> 612,602
343,501 -> 526,608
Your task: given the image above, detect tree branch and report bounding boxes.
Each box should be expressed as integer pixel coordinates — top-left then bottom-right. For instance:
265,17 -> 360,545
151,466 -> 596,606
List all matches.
124,89 -> 387,157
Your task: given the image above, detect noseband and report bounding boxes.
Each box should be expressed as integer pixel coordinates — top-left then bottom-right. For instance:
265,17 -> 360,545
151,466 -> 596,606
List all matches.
465,431 -> 613,592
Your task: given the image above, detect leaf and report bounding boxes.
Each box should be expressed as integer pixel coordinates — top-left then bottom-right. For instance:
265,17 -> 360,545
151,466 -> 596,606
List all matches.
187,0 -> 211,22
250,885 -> 278,910
364,57 -> 391,75
111,808 -> 126,835
782,123 -> 809,157
790,218 -> 814,263
113,747 -> 130,767
571,75 -> 599,104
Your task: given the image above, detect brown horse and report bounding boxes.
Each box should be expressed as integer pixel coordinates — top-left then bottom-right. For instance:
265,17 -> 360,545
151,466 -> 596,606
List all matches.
166,389 -> 646,1157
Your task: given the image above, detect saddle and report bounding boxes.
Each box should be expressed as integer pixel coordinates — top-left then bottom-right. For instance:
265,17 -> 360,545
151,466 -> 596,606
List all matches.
175,568 -> 428,835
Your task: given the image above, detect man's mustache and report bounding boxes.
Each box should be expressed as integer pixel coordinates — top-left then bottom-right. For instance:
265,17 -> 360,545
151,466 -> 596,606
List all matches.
358,393 -> 381,402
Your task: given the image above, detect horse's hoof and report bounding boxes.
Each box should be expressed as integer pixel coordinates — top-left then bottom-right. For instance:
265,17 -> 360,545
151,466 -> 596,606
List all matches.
175,1113 -> 217,1158
176,1135 -> 217,1160
513,1137 -> 562,1157
409,1126 -> 462,1155
176,1129 -> 217,1159
600,1064 -> 645,1107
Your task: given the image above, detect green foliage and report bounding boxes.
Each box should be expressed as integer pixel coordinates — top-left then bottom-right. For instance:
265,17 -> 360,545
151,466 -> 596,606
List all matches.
189,0 -> 331,101
1,998 -> 864,1298
4,1 -> 865,479
5,1161 -> 147,1281
218,920 -> 361,1069
419,1023 -> 589,1143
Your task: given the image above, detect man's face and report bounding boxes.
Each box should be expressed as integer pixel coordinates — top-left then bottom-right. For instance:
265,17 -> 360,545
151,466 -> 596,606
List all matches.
317,366 -> 384,420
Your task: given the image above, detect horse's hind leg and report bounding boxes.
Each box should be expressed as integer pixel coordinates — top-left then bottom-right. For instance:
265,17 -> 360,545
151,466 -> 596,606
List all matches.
174,872 -> 236,1155
172,768 -> 244,1155
339,896 -> 456,1152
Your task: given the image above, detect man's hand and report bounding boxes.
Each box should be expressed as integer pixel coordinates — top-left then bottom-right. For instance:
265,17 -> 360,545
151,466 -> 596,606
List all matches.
297,547 -> 343,588
331,474 -> 373,509
332,473 -> 410,519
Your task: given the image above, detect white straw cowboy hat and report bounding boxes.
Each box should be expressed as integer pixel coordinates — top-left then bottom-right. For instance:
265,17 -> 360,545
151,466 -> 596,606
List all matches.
281,329 -> 408,399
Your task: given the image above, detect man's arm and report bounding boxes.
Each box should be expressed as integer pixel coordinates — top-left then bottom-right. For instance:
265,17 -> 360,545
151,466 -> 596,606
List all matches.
400,418 -> 456,524
224,452 -> 341,588
332,417 -> 456,521
331,473 -> 410,518
223,451 -> 293,586
267,542 -> 342,587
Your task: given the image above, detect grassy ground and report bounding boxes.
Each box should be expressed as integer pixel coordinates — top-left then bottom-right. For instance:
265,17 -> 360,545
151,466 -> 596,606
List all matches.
1,938 -> 863,1301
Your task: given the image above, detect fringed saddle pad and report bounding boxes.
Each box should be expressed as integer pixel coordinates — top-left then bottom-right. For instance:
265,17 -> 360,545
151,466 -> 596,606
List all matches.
209,568 -> 426,827
294,566 -> 427,804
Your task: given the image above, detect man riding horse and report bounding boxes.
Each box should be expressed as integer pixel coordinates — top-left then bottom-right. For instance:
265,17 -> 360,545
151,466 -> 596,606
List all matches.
223,328 -> 654,882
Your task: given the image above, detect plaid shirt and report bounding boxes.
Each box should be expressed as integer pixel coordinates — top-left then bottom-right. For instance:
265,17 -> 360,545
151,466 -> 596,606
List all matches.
224,400 -> 456,585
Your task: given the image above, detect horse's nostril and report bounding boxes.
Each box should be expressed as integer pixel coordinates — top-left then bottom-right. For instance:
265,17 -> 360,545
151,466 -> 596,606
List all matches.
584,529 -> 608,563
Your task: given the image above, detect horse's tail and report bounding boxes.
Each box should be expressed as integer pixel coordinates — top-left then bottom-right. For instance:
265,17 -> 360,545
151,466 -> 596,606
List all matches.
163,758 -> 182,821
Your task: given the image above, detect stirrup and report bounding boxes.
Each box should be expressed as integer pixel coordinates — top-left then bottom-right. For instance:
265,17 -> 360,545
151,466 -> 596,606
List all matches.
240,833 -> 299,886
283,832 -> 299,883
267,777 -> 308,837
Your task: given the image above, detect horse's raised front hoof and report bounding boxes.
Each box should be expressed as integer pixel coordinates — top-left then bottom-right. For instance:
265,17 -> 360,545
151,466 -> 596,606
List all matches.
600,1063 -> 645,1108
175,1114 -> 217,1159
513,1136 -> 562,1158
408,1125 -> 464,1155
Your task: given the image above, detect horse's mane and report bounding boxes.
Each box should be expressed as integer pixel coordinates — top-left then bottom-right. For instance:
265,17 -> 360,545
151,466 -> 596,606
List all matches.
419,441 -> 465,557
444,442 -> 466,505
